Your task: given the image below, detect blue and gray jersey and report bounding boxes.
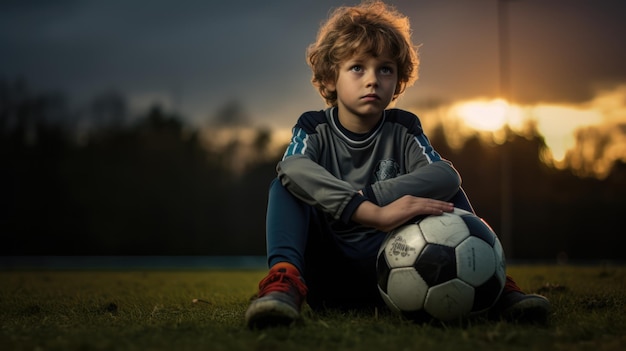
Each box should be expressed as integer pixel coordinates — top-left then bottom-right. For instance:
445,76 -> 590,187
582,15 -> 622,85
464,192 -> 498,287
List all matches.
278,107 -> 461,242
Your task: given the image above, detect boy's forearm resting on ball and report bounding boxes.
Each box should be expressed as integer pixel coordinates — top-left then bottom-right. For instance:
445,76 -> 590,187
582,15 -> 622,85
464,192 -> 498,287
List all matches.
351,195 -> 454,233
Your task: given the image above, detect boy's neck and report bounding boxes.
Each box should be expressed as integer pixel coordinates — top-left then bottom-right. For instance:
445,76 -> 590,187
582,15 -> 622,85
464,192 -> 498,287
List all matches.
335,107 -> 384,134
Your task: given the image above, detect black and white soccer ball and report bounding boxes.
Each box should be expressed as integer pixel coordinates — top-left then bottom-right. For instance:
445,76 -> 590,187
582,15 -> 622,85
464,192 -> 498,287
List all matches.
376,208 -> 506,322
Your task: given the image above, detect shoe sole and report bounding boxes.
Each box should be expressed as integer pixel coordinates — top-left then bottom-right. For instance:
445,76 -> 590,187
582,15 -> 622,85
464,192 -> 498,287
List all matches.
245,298 -> 300,329
502,295 -> 551,324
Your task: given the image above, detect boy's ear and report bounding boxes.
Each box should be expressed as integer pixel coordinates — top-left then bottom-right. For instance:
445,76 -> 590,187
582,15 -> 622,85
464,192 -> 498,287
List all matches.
324,80 -> 336,93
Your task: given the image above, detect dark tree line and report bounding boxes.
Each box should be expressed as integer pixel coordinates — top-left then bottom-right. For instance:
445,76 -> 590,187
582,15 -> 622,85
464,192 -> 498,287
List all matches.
431,126 -> 626,261
1,80 -> 624,260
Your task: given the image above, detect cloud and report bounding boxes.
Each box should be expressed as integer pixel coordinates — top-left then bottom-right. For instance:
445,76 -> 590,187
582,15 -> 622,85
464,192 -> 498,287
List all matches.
506,0 -> 626,104
1,0 -> 625,129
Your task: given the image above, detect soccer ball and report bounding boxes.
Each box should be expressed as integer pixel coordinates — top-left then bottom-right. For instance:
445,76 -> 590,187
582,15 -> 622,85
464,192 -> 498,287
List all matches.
376,208 -> 506,322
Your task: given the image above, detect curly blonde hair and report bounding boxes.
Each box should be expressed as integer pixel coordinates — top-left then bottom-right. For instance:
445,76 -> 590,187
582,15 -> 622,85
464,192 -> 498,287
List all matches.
306,1 -> 419,106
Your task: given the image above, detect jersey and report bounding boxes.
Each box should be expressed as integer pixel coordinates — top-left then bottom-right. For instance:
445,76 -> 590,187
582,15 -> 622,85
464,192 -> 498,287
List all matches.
278,107 -> 462,243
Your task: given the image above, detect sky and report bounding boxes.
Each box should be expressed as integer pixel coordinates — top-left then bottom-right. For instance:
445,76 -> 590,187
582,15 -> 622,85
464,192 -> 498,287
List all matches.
2,0 -> 626,132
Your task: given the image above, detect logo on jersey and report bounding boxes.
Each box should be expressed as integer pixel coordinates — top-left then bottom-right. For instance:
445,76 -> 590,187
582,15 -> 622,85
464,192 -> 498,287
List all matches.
374,159 -> 400,181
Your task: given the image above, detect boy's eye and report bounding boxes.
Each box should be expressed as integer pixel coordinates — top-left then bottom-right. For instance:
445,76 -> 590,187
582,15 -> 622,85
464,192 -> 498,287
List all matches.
380,66 -> 394,74
349,65 -> 363,72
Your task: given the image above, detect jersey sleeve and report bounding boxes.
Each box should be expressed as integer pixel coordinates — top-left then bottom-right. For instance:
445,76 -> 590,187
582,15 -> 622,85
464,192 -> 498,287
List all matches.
363,112 -> 462,206
277,112 -> 367,223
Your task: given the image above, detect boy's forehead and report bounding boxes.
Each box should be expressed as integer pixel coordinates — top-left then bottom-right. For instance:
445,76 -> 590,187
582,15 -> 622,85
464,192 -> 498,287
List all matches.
345,51 -> 396,64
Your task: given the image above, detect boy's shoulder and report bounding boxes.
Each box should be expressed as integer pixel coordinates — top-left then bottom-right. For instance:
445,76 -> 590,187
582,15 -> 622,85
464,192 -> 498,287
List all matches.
385,108 -> 424,132
294,109 -> 330,134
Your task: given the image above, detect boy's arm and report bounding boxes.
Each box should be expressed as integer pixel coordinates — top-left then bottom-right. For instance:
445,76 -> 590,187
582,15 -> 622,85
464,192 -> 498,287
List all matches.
351,195 -> 455,232
364,159 -> 461,206
278,154 -> 366,222
362,112 -> 462,206
277,113 -> 367,223
279,154 -> 455,231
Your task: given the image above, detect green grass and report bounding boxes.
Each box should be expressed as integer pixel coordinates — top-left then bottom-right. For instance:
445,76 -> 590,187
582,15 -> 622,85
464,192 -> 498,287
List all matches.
0,265 -> 624,351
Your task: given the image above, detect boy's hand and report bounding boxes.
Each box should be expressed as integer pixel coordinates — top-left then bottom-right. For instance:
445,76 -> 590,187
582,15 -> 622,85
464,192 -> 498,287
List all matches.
352,195 -> 454,233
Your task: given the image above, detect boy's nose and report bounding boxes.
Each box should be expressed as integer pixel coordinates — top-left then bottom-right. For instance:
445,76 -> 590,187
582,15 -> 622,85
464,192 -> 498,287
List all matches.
365,72 -> 379,87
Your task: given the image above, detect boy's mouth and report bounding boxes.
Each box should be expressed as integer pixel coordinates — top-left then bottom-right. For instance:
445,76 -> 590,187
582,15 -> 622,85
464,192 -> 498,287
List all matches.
361,93 -> 380,101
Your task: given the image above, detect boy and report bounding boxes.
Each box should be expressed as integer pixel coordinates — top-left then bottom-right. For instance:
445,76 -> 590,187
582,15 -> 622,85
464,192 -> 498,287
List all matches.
245,1 -> 550,328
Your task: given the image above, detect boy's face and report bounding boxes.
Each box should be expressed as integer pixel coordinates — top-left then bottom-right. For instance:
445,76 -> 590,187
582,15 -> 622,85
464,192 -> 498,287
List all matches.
327,53 -> 398,123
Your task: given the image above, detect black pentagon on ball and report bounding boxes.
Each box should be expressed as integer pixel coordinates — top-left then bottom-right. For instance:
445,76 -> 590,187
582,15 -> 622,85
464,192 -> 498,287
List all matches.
460,214 -> 496,246
472,275 -> 503,312
413,243 -> 456,286
376,251 -> 391,294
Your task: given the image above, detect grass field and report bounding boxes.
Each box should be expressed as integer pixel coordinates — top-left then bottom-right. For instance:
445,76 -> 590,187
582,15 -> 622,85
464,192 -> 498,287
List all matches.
0,264 -> 624,351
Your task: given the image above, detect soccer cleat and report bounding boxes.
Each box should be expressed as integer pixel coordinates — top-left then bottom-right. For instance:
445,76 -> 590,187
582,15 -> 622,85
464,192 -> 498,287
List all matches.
489,276 -> 551,324
245,262 -> 308,329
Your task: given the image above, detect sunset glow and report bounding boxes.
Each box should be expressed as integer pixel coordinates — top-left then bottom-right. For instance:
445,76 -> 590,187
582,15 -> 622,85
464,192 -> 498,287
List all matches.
414,84 -> 626,179
451,99 -> 509,132
530,104 -> 603,162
